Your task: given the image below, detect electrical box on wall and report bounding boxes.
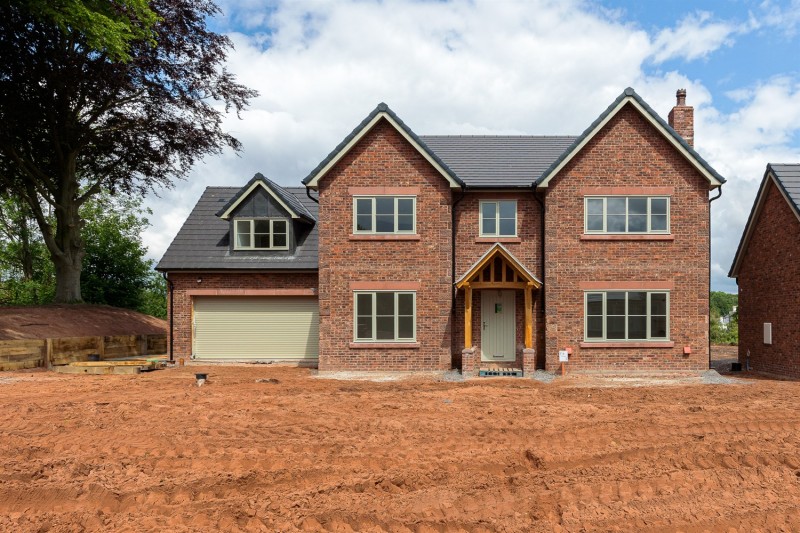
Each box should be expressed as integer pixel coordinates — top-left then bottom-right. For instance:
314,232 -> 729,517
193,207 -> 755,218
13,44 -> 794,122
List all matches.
764,322 -> 772,345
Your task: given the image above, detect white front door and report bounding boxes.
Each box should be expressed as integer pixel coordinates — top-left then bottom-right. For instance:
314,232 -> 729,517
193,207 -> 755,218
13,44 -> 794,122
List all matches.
481,290 -> 516,361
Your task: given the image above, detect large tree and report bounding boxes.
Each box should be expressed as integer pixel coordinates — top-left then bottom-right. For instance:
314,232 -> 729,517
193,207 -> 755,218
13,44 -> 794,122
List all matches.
0,0 -> 256,302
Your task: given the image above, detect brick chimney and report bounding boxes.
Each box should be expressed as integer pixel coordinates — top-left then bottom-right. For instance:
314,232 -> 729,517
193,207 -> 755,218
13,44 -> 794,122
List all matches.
668,88 -> 694,147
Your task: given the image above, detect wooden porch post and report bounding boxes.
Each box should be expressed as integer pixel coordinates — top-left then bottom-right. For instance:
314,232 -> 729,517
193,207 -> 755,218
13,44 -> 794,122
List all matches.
524,283 -> 533,349
465,284 -> 472,348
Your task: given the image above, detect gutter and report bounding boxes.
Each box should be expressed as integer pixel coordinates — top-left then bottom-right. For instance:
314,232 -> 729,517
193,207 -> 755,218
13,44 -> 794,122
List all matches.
162,272 -> 174,362
306,187 -> 319,204
452,185 -> 467,313
708,186 -> 722,369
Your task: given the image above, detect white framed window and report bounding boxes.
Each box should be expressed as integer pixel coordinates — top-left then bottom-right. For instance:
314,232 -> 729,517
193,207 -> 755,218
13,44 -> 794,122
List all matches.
584,291 -> 669,341
480,200 -> 517,237
234,219 -> 289,250
353,196 -> 416,234
584,196 -> 670,234
354,291 -> 416,342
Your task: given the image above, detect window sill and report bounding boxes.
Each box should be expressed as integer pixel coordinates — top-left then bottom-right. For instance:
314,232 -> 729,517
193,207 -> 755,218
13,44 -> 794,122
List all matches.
579,341 -> 675,348
349,234 -> 421,241
349,342 -> 421,349
475,237 -> 521,243
580,234 -> 674,241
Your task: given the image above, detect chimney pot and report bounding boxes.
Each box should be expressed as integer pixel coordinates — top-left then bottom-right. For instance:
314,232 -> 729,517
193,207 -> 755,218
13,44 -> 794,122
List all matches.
669,89 -> 694,147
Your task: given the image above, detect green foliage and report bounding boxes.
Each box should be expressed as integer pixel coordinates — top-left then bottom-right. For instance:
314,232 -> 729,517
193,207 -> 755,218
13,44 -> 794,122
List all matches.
0,191 -> 166,318
24,0 -> 158,61
710,291 -> 738,345
80,194 -> 153,311
710,291 -> 738,319
137,270 -> 167,319
0,0 -> 255,302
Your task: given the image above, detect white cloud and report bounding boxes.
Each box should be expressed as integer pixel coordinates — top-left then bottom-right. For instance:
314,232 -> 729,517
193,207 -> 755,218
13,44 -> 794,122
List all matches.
650,11 -> 737,63
143,0 -> 800,295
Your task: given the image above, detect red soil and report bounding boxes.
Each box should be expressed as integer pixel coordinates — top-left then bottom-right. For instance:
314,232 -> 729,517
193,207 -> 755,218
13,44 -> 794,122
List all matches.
0,364 -> 798,532
0,304 -> 166,340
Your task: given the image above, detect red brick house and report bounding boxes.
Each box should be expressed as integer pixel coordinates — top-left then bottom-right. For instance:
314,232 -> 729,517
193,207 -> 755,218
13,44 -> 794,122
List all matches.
157,88 -> 725,374
729,164 -> 800,377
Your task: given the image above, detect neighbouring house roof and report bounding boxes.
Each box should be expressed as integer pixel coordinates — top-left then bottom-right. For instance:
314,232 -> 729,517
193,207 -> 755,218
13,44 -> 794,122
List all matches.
729,163 -> 800,278
156,186 -> 318,271
535,87 -> 726,189
302,103 -> 465,190
216,173 -> 316,223
419,136 -> 577,188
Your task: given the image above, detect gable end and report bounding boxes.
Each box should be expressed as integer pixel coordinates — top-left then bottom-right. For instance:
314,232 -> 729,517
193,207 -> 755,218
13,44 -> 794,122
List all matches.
729,164 -> 800,278
535,88 -> 725,189
303,103 -> 464,190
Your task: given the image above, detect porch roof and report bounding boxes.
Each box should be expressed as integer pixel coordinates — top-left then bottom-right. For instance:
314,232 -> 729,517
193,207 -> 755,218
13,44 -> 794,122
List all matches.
455,243 -> 542,289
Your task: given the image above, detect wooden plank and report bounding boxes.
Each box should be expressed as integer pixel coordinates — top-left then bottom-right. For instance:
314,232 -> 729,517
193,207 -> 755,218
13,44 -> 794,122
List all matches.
465,285 -> 472,348
0,359 -> 44,371
146,334 -> 167,354
469,282 -> 528,289
70,360 -> 152,368
54,365 -> 142,375
103,335 -> 140,358
51,336 -> 101,364
524,286 -> 533,349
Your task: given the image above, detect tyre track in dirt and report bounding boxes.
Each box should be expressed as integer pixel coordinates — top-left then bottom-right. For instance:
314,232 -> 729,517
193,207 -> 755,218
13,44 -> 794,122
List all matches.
1,367 -> 799,532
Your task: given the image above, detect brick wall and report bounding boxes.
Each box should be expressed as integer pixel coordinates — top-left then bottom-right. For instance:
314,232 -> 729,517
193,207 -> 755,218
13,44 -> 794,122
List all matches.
738,181 -> 800,377
167,272 -> 318,359
316,119 -> 454,371
543,104 -> 711,371
452,192 -> 544,369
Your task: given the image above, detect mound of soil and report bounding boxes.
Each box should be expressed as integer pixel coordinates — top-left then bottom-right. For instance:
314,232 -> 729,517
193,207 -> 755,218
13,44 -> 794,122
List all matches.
0,304 -> 166,340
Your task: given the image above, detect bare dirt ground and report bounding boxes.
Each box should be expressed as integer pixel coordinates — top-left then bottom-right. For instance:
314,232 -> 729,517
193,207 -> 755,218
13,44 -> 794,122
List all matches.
0,305 -> 166,340
1,362 -> 799,532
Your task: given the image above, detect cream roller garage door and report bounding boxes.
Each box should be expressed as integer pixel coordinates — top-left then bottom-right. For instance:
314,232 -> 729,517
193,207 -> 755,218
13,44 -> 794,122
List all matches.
193,297 -> 319,360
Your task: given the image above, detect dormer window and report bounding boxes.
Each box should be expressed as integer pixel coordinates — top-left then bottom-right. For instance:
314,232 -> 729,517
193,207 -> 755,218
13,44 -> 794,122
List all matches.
234,219 -> 289,250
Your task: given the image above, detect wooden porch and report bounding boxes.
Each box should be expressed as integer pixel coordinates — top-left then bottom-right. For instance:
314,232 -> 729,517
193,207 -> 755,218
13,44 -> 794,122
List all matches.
455,243 -> 542,351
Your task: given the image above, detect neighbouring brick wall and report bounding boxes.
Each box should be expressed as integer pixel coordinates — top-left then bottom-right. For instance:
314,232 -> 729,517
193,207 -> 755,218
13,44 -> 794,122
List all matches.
738,182 -> 800,377
167,272 -> 318,359
543,104 -> 711,372
452,192 -> 544,370
316,120 -> 453,371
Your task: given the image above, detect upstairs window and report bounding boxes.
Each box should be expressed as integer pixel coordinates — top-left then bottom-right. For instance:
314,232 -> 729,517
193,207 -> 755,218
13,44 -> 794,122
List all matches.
585,196 -> 670,234
234,219 -> 289,250
480,200 -> 517,237
353,196 -> 416,234
585,291 -> 669,341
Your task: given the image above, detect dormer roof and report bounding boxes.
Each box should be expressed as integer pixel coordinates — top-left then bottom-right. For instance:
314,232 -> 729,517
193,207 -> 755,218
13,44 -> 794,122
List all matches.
217,173 -> 316,223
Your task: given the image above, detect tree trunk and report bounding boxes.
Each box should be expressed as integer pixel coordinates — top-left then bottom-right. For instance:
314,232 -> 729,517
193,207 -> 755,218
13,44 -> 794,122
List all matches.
52,250 -> 83,303
19,213 -> 33,281
49,178 -> 85,304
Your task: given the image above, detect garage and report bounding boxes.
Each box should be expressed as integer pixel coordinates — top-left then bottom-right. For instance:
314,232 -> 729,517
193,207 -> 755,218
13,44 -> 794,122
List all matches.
192,296 -> 319,360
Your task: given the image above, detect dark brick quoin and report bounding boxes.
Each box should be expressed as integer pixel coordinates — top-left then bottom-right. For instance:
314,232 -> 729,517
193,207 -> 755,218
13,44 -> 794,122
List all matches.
737,183 -> 800,377
543,104 -> 711,372
167,272 -> 318,359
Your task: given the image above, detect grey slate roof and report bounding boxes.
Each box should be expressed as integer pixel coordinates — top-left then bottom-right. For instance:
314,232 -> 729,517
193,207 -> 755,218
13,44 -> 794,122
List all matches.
302,102 -> 465,188
770,163 -> 800,213
535,87 -> 726,186
420,135 -> 577,187
156,187 -> 318,271
216,173 -> 316,222
728,163 -> 800,278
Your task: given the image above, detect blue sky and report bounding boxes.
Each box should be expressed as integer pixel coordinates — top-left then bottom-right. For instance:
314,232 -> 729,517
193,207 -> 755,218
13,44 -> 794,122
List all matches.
145,0 -> 800,294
